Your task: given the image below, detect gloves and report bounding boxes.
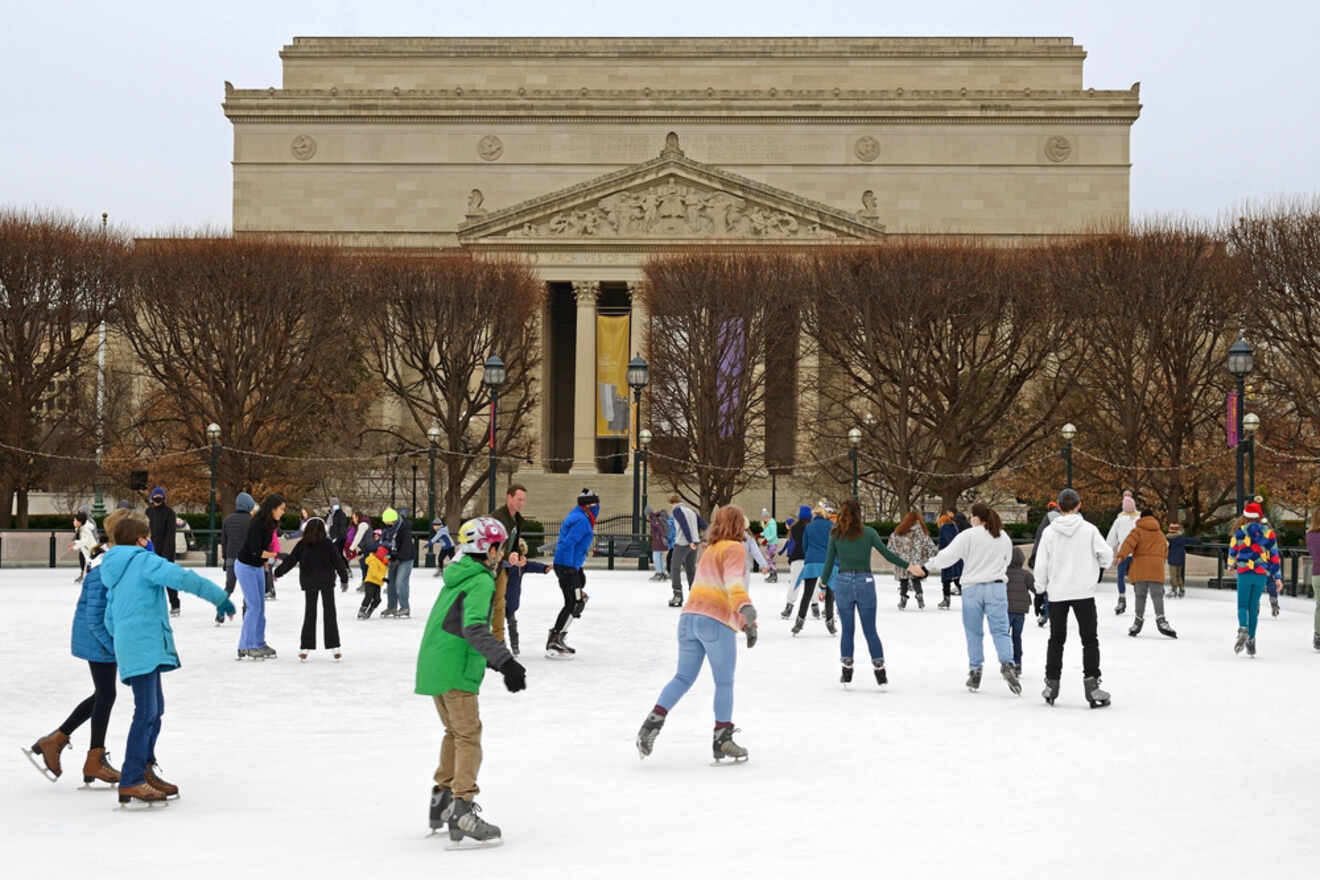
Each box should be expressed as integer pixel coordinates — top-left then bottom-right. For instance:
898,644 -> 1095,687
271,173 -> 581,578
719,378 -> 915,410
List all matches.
340,580 -> 349,593
500,658 -> 527,693
741,605 -> 758,649
216,598 -> 237,619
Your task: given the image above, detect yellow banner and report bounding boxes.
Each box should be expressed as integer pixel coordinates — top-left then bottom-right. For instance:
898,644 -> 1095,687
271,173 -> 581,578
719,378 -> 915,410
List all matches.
596,315 -> 630,438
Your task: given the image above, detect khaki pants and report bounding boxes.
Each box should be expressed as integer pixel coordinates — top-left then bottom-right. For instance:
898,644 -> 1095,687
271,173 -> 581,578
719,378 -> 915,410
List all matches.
492,568 -> 508,644
432,690 -> 483,801
1169,565 -> 1185,593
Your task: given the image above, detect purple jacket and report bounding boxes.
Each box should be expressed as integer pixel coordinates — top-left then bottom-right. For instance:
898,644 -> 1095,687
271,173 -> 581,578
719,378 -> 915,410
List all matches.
1308,530 -> 1320,578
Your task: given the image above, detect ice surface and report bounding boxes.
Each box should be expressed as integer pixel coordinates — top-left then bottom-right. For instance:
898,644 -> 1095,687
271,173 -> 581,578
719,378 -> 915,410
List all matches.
3,566 -> 1318,878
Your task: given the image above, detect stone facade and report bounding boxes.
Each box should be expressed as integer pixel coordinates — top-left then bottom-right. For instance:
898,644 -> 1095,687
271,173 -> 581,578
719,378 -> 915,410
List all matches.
223,37 -> 1140,519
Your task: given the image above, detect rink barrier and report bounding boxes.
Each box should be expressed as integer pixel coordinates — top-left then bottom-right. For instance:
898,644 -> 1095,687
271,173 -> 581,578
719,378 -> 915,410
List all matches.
1196,543 -> 1315,597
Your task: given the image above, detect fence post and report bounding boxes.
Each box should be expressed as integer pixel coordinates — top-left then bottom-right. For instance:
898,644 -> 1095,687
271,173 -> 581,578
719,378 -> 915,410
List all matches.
49,531 -> 57,568
1216,549 -> 1224,587
608,537 -> 615,570
1289,554 -> 1299,597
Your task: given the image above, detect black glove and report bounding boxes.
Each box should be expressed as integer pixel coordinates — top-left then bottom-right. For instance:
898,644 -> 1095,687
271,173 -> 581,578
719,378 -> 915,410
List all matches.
500,658 -> 527,693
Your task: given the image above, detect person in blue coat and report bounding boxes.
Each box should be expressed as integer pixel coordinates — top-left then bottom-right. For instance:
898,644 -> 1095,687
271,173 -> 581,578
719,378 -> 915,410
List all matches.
503,538 -> 550,656
547,488 -> 598,656
936,509 -> 965,609
791,503 -> 837,635
101,511 -> 235,806
26,508 -> 130,786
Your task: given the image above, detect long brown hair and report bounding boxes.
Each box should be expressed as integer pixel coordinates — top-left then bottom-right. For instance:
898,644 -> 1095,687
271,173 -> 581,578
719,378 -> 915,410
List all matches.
970,502 -> 1003,538
706,504 -> 746,544
894,511 -> 922,536
832,499 -> 864,540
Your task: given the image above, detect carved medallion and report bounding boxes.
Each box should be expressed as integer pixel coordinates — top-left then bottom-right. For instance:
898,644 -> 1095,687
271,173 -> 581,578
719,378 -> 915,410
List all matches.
290,135 -> 317,161
477,135 -> 504,161
854,136 -> 881,162
1045,135 -> 1072,163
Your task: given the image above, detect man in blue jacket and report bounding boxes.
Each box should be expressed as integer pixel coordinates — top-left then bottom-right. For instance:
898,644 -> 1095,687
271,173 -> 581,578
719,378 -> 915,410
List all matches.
548,488 -> 598,657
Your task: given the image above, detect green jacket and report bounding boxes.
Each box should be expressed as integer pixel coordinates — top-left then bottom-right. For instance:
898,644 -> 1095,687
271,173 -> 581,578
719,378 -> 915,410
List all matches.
415,555 -> 513,695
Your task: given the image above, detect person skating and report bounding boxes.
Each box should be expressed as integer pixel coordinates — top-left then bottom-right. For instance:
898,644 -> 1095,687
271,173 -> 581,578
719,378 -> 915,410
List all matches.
821,499 -> 921,687
648,507 -> 670,582
426,517 -> 455,578
1032,489 -> 1114,708
791,503 -> 837,635
218,492 -> 255,624
760,509 -> 779,583
26,507 -> 133,787
69,510 -> 98,584
1028,501 -> 1061,626
1308,509 -> 1320,651
1228,502 -> 1282,658
636,505 -> 757,763
935,509 -> 963,608
743,516 -> 770,580
234,493 -> 285,659
490,484 -> 527,644
1165,522 -> 1198,599
358,544 -> 389,619
145,487 -> 180,616
502,538 -> 549,655
416,516 -> 525,847
920,503 -> 1020,695
1005,548 -> 1035,677
325,496 -> 348,553
668,494 -> 705,606
101,511 -> 236,806
1114,508 -> 1177,639
548,489 -> 597,655
381,507 -> 417,618
274,517 -> 349,661
780,506 -> 815,619
888,511 -> 936,610
1105,491 -> 1139,615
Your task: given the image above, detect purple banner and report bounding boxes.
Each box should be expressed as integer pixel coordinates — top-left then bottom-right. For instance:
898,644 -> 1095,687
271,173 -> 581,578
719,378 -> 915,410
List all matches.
1227,391 -> 1239,448
717,318 -> 745,438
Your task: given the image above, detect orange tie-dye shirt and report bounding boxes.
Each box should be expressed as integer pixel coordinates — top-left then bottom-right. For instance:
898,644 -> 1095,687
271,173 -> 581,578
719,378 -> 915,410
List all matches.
682,540 -> 752,631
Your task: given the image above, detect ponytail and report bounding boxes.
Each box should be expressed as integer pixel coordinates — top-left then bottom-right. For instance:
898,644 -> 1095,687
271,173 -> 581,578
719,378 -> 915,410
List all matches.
970,502 -> 1002,538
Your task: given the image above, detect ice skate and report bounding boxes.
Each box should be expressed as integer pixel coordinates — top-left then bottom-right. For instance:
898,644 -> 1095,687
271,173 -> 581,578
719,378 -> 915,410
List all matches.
428,785 -> 453,834
333,650 -> 342,661
1269,595 -> 1280,618
1114,596 -> 1126,616
668,592 -> 683,608
397,609 -> 410,619
811,603 -> 821,619
169,607 -> 180,617
915,591 -> 925,610
1313,633 -> 1320,651
1246,637 -> 1257,657
873,659 -> 887,687
1177,587 -> 1186,598
253,646 -> 277,660
636,710 -> 666,758
1043,678 -> 1060,705
765,570 -> 778,584
779,603 -> 793,620
1083,677 -> 1111,709
118,782 -> 168,809
824,615 -> 837,636
1000,662 -> 1022,695
1128,616 -> 1144,637
1234,626 -> 1249,654
507,620 -> 520,657
299,650 -> 309,662
1156,617 -> 1177,639
447,798 -> 502,848
790,616 -> 805,636
144,763 -> 179,798
712,726 -> 748,765
898,593 -> 908,611
81,748 -> 120,788
381,608 -> 398,618
1036,612 -> 1048,628
965,667 -> 982,692
840,659 -> 854,686
545,630 -> 574,659
24,730 -> 69,782
938,598 -> 951,610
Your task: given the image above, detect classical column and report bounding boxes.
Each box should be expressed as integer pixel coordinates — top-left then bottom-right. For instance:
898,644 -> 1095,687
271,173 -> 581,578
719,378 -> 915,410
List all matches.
536,289 -> 554,471
624,281 -> 648,476
570,281 -> 599,474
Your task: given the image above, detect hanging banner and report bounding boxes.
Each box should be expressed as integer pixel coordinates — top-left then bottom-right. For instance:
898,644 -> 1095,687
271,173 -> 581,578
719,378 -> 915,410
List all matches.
717,318 -> 745,438
1227,391 -> 1239,448
596,314 -> 630,438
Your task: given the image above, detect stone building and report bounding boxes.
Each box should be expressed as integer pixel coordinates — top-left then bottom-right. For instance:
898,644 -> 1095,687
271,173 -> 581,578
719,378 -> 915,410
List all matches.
222,37 -> 1140,519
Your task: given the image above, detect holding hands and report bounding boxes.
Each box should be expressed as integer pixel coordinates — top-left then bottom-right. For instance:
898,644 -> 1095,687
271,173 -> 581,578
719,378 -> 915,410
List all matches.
907,562 -> 928,579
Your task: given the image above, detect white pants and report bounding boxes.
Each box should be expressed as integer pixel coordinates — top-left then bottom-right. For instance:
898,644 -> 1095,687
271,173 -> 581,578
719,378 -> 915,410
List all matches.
785,559 -> 807,605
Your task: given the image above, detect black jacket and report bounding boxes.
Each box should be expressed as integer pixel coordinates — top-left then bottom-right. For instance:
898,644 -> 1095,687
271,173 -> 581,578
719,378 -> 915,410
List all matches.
221,511 -> 250,563
788,519 -> 809,562
328,508 -> 348,547
389,522 -> 417,563
146,503 -> 176,562
237,517 -> 277,567
492,504 -> 524,557
273,537 -> 349,590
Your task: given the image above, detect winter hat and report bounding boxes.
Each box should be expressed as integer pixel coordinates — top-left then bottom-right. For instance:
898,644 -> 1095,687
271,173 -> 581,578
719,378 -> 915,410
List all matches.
150,486 -> 166,501
1010,547 -> 1025,569
761,508 -> 770,519
577,488 -> 600,507
234,492 -> 255,513
1121,495 -> 1136,514
797,504 -> 812,521
1057,488 -> 1081,511
1243,502 -> 1263,520
1168,522 -> 1182,533
431,517 -> 444,527
1047,500 -> 1059,510
381,507 -> 399,524
116,499 -> 135,510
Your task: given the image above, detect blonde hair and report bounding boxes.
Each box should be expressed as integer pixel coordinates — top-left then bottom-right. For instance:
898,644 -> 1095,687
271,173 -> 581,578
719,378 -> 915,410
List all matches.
111,511 -> 151,546
102,509 -> 131,546
706,504 -> 747,544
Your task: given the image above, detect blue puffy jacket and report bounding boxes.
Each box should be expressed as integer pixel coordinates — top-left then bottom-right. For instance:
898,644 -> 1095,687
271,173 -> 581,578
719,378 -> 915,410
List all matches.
71,564 -> 115,664
553,506 -> 595,568
101,545 -> 228,682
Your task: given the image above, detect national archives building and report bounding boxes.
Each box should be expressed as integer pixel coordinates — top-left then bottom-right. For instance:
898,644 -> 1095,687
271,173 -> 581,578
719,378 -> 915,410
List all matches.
222,37 -> 1140,515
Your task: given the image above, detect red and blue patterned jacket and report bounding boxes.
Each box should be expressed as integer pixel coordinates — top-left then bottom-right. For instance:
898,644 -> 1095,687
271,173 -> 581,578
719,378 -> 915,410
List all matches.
1229,521 -> 1281,580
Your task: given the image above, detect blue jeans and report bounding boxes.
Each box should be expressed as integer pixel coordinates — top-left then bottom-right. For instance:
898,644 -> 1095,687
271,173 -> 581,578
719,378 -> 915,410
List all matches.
652,550 -> 667,574
961,581 -> 1014,669
1116,557 -> 1131,595
387,559 -> 414,611
831,571 -> 884,662
1009,612 -> 1026,666
121,669 -> 163,787
656,613 -> 737,723
234,560 -> 267,651
1236,572 -> 1266,638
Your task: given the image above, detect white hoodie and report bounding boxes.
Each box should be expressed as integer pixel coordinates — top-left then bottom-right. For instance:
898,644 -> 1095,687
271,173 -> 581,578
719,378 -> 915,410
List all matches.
1034,513 -> 1114,602
1105,511 -> 1138,551
924,524 -> 1012,586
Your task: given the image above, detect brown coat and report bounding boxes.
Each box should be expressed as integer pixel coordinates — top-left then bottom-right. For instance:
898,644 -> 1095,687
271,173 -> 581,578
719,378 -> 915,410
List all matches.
1116,516 -> 1168,583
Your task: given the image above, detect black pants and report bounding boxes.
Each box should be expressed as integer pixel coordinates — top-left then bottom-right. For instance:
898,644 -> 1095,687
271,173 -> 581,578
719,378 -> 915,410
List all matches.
58,661 -> 118,750
553,565 -> 585,631
899,577 -> 926,599
798,577 -> 833,620
166,588 -> 180,610
301,585 -> 341,650
359,584 -> 381,613
1045,597 -> 1101,680
79,551 -> 89,576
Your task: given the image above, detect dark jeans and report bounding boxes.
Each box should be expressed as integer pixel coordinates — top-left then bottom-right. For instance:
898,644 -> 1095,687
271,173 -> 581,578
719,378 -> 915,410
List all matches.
1115,558 -> 1131,596
359,583 -> 381,613
121,669 -> 164,787
669,544 -> 696,594
898,577 -> 926,599
553,565 -> 585,631
1045,597 -> 1100,680
166,588 -> 180,610
798,578 -> 834,620
301,585 -> 341,650
59,660 -> 118,750
1009,612 -> 1026,667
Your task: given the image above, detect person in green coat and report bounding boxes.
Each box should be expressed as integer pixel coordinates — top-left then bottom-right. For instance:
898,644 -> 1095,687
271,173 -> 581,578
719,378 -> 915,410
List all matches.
416,516 -> 526,848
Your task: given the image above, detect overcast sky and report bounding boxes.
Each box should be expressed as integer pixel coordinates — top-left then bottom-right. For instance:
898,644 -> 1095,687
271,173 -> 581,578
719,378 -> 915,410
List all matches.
2,0 -> 1315,234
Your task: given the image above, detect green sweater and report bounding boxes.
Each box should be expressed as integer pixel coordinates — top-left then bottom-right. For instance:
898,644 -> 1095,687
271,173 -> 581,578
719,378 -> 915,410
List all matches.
822,526 -> 908,585
415,555 -> 513,695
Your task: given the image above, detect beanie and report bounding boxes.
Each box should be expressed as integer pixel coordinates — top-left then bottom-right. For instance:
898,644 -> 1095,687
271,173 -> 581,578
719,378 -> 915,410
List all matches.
797,504 -> 812,521
235,492 -> 255,513
577,488 -> 600,507
150,486 -> 166,501
1243,502 -> 1263,519
381,507 -> 399,524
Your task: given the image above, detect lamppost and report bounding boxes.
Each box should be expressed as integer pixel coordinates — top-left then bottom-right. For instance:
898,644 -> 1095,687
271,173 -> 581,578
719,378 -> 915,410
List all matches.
426,424 -> 441,569
1243,412 -> 1260,497
639,429 -> 652,515
1061,422 -> 1077,489
1227,334 -> 1254,513
627,355 -> 649,539
206,422 -> 221,567
483,354 -> 506,512
848,427 -> 862,500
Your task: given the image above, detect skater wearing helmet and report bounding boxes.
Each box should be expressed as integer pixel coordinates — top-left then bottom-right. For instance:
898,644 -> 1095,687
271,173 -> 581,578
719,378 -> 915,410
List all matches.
547,489 -> 598,656
1228,502 -> 1282,657
1114,508 -> 1178,639
417,516 -> 526,848
1031,489 -> 1114,708
636,505 -> 758,764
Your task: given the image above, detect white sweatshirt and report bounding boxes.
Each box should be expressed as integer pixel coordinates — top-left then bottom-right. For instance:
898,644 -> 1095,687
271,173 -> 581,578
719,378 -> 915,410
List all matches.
924,524 -> 1013,586
1034,513 -> 1114,602
1106,512 -> 1138,551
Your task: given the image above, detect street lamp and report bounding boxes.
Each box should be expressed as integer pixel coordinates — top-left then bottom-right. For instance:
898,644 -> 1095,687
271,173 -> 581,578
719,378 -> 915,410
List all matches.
848,427 -> 862,500
426,424 -> 441,569
1243,412 -> 1260,497
1227,334 -> 1254,513
206,422 -> 221,567
639,429 -> 652,517
628,355 -> 649,542
1061,422 -> 1077,489
483,354 -> 506,512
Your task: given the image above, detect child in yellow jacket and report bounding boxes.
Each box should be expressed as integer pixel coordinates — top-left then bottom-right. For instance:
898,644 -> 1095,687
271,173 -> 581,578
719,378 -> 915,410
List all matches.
358,545 -> 389,619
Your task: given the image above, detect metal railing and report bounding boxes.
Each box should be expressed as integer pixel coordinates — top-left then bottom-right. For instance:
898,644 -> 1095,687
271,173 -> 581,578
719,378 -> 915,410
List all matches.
1192,543 -> 1315,597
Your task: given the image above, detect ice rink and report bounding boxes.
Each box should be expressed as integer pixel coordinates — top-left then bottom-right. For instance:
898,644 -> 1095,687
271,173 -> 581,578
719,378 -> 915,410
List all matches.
3,563 -> 1317,879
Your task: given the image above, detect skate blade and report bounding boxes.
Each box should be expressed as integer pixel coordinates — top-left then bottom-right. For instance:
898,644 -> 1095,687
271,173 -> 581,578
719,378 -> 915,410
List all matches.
79,781 -> 119,790
543,652 -> 575,660
445,836 -> 503,850
117,799 -> 169,810
21,747 -> 59,783
711,756 -> 749,767
1087,700 -> 1111,709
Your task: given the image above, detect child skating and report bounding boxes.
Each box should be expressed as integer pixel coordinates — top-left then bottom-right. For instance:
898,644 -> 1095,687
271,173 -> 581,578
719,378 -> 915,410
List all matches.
358,543 -> 389,619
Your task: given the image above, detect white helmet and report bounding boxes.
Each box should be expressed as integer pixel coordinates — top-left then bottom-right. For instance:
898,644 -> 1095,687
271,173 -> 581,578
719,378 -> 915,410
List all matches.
457,516 -> 508,555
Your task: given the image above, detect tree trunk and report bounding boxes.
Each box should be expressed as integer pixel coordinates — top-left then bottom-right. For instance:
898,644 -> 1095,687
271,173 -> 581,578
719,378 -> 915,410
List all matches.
16,488 -> 29,528
0,484 -> 13,529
